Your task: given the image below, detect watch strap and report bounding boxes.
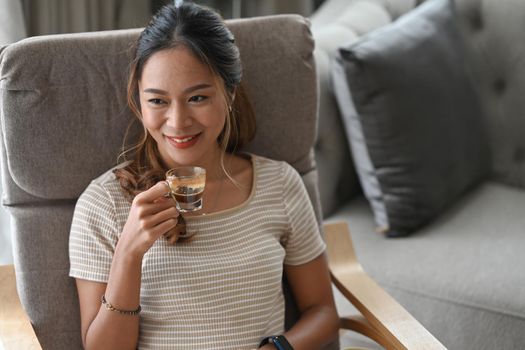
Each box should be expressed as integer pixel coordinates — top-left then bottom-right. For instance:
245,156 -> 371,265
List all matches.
259,335 -> 294,350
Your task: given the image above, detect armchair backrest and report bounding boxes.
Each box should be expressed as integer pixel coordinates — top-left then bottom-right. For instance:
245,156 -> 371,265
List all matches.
0,15 -> 324,349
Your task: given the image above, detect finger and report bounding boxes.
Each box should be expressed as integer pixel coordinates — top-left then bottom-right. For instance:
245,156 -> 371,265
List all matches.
152,217 -> 178,238
137,206 -> 178,232
150,206 -> 179,225
151,198 -> 177,213
135,181 -> 171,204
153,193 -> 172,204
135,198 -> 177,218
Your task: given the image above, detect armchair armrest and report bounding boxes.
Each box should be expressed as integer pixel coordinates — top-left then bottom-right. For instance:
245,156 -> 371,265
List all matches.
324,222 -> 447,350
0,265 -> 41,350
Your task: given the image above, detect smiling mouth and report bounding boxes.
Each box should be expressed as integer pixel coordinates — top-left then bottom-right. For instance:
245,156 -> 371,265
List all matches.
172,135 -> 196,143
166,133 -> 201,149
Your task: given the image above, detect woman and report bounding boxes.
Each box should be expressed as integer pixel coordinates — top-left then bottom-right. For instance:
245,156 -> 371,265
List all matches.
69,3 -> 338,349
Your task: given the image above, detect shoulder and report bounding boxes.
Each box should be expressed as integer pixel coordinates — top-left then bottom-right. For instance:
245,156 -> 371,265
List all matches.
91,162 -> 130,187
250,154 -> 298,177
78,163 -> 129,208
247,154 -> 304,194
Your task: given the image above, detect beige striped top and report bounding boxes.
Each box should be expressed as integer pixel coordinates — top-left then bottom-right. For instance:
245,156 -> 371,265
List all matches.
69,154 -> 325,349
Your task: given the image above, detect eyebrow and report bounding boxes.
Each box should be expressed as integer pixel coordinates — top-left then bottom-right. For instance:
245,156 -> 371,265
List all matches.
143,83 -> 213,95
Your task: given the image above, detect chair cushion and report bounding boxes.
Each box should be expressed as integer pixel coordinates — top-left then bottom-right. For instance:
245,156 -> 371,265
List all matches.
328,182 -> 525,349
331,0 -> 489,236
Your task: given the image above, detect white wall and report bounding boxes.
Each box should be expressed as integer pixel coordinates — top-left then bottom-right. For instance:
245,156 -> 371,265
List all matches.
0,201 -> 12,265
0,0 -> 25,264
0,0 -> 25,45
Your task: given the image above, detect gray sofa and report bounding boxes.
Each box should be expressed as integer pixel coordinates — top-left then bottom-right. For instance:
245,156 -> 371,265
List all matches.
312,0 -> 525,349
1,6 -> 451,349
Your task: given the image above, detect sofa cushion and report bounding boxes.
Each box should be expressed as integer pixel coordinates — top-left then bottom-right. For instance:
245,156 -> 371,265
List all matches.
312,1 -> 395,218
331,0 -> 489,236
328,182 -> 525,350
455,0 -> 525,189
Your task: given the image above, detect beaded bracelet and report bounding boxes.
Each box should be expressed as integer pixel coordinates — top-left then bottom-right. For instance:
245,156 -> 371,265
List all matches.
101,295 -> 141,316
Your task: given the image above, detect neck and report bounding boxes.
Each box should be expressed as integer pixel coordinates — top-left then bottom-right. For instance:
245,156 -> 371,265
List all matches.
201,148 -> 228,182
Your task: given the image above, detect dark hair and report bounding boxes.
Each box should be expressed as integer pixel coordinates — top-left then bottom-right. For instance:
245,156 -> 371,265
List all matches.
115,2 -> 256,199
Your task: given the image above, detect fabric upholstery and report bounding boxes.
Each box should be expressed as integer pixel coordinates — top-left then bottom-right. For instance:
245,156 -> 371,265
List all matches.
313,0 -> 525,348
0,15 -> 329,349
311,0 -> 420,217
328,181 -> 525,350
331,0 -> 489,236
454,0 -> 525,189
311,0 -> 421,29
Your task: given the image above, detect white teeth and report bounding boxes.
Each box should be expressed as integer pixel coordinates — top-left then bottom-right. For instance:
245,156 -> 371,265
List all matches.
172,136 -> 194,143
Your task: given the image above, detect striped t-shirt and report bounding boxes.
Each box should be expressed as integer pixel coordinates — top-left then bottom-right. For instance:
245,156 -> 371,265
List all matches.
69,154 -> 326,349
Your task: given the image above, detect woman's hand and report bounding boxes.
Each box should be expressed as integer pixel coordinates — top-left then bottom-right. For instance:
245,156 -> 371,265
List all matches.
118,181 -> 179,257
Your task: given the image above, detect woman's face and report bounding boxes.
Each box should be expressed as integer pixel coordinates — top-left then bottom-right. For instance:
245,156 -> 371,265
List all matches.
138,46 -> 227,169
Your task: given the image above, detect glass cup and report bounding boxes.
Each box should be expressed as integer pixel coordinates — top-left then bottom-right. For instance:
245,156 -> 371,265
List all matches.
165,166 -> 206,213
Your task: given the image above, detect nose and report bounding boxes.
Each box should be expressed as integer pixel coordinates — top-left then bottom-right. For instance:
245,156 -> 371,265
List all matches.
166,102 -> 192,128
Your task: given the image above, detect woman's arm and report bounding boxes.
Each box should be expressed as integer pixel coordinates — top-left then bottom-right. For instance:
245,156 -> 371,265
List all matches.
75,181 -> 178,350
75,250 -> 142,349
264,253 -> 339,350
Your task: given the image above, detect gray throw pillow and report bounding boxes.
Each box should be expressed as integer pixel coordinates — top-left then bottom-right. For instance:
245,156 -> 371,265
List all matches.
332,0 -> 489,237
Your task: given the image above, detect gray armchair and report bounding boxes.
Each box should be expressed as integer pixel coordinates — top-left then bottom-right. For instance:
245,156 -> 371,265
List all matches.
0,15 -> 443,350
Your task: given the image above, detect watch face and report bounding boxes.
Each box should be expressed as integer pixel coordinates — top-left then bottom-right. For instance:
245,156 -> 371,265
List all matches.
271,335 -> 293,350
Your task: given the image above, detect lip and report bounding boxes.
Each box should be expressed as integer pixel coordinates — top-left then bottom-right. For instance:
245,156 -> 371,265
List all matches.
166,133 -> 201,149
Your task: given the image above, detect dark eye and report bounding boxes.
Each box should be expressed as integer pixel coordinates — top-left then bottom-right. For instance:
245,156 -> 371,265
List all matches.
148,98 -> 164,105
188,95 -> 207,103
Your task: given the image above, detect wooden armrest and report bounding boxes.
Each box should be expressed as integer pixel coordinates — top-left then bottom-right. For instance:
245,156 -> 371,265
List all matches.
0,265 -> 42,350
324,222 -> 447,350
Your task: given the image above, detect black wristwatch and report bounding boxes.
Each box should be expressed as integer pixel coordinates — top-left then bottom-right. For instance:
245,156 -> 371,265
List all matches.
259,335 -> 294,350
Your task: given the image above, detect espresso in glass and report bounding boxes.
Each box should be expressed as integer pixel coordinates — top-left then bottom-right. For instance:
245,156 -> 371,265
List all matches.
166,166 -> 206,212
